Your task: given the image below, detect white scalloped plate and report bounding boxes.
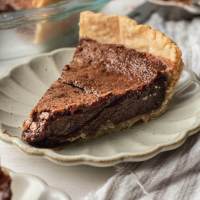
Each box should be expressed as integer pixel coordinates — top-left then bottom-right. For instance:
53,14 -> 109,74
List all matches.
3,168 -> 71,200
0,48 -> 200,167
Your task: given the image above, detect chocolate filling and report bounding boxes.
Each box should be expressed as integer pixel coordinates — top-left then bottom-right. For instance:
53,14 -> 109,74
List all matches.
0,169 -> 12,200
22,39 -> 168,147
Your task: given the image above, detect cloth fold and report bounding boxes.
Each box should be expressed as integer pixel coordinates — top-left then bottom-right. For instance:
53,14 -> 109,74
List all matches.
85,134 -> 200,200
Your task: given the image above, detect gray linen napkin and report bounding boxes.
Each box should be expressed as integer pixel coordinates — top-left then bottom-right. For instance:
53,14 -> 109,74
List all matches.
84,10 -> 200,200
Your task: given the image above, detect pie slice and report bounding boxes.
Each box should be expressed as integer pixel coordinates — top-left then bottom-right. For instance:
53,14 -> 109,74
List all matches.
22,11 -> 183,147
0,168 -> 12,200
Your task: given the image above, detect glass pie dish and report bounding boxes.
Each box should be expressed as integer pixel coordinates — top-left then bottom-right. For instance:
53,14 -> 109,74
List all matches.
0,0 -> 109,60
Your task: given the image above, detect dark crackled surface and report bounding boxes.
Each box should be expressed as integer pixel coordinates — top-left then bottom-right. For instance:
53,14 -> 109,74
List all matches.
22,39 -> 168,147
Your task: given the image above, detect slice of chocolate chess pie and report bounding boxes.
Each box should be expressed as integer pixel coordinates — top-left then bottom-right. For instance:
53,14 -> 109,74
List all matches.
22,11 -> 183,147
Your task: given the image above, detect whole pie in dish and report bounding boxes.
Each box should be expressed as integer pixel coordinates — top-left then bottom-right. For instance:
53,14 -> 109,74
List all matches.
22,11 -> 183,147
0,168 -> 12,200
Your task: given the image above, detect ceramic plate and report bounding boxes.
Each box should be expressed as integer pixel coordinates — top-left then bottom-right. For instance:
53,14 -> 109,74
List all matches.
0,48 -> 200,167
3,168 -> 71,200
